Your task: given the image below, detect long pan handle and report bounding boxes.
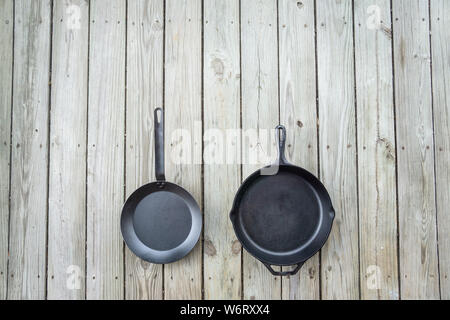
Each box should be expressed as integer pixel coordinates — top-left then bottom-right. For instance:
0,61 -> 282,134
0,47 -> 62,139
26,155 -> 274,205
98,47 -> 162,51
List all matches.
154,108 -> 165,182
275,125 -> 288,165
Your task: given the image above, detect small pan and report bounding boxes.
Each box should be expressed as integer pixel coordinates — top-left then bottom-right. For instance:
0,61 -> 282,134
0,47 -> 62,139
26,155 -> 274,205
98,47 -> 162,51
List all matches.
121,108 -> 202,264
230,125 -> 335,276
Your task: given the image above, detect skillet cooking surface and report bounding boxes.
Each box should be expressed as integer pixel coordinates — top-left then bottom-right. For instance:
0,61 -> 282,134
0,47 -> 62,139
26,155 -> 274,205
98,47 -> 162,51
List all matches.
133,191 -> 192,251
238,171 -> 321,253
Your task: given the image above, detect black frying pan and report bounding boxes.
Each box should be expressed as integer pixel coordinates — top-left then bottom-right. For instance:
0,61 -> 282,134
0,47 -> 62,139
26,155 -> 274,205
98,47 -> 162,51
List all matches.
230,125 -> 335,276
121,108 -> 202,264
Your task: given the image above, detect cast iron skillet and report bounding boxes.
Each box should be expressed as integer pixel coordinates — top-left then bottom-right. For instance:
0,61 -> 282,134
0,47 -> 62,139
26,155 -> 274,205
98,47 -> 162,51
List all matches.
121,108 -> 202,264
230,125 -> 335,276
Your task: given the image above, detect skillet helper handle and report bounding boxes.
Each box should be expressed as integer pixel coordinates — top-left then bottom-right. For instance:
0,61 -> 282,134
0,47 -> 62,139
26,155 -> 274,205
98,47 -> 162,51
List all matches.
154,108 -> 165,182
275,125 -> 288,165
263,262 -> 304,276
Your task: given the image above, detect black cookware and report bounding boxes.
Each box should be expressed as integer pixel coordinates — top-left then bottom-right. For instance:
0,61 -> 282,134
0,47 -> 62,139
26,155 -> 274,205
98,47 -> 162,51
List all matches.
121,108 -> 202,263
230,125 -> 334,276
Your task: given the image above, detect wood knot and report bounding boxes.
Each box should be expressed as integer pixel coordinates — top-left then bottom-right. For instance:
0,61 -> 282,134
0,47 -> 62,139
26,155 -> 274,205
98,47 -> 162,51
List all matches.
231,240 -> 241,255
204,239 -> 217,256
308,267 -> 315,279
211,57 -> 224,80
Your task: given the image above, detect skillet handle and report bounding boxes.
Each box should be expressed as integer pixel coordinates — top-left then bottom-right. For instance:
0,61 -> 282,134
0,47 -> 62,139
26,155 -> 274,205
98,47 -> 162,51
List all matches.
275,125 -> 288,165
154,108 -> 165,182
263,262 -> 304,276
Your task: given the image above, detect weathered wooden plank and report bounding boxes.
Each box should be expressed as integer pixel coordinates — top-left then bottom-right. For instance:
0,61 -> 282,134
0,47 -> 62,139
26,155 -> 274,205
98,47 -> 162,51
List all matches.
8,0 -> 51,300
203,0 -> 241,300
164,0 -> 202,300
430,0 -> 450,300
47,0 -> 89,300
241,0 -> 280,300
316,0 -> 359,299
392,0 -> 440,299
0,0 -> 13,300
86,0 -> 126,300
354,0 -> 399,300
125,0 -> 164,300
278,0 -> 319,300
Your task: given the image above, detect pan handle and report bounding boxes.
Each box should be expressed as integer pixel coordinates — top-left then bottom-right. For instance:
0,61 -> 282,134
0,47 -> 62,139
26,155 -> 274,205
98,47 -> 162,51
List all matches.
275,125 -> 288,165
263,262 -> 304,276
154,108 -> 165,182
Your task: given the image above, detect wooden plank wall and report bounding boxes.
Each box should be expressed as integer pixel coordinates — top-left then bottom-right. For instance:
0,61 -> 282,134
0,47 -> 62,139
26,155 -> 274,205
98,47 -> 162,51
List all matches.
125,0 -> 164,300
354,0 -> 399,300
86,0 -> 126,299
241,0 -> 280,300
316,0 -> 359,299
392,0 -> 439,299
203,0 -> 241,300
278,0 -> 319,300
8,0 -> 51,299
0,0 -> 13,300
47,0 -> 89,300
430,0 -> 450,300
1,0 -> 449,300
164,0 -> 203,299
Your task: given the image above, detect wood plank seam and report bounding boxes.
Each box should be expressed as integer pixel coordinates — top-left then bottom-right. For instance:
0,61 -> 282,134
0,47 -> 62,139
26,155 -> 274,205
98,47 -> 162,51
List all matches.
162,0 -> 166,300
389,0 -> 403,299
238,0 -> 244,301
430,0 -> 450,299
313,0 -> 322,300
84,0 -> 91,301
123,0 -> 127,301
427,0 -> 442,299
351,0 -> 362,300
44,0 -> 54,300
1,0 -> 14,300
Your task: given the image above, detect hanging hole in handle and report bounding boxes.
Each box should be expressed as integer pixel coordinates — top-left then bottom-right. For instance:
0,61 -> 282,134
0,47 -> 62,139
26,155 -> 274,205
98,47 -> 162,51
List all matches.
275,125 -> 286,145
274,125 -> 287,165
155,107 -> 162,123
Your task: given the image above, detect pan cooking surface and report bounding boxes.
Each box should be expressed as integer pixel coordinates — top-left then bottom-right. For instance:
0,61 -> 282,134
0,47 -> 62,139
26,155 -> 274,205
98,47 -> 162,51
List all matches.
238,171 -> 321,253
133,191 -> 192,251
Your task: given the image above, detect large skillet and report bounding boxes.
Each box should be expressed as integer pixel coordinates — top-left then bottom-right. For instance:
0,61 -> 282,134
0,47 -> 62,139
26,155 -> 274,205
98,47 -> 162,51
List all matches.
230,125 -> 335,276
121,108 -> 202,263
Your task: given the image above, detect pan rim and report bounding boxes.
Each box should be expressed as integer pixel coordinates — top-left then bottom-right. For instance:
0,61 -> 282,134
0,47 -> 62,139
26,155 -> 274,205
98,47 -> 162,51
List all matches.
121,181 -> 202,264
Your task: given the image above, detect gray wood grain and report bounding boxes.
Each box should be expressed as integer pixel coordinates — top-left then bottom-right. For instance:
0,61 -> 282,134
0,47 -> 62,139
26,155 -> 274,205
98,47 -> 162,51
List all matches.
241,0 -> 281,300
430,0 -> 450,300
278,0 -> 320,300
164,0 -> 203,300
316,0 -> 359,299
8,0 -> 51,300
125,0 -> 164,300
354,0 -> 399,299
0,0 -> 13,300
86,0 -> 126,300
2,0 -> 448,301
392,0 -> 440,299
47,0 -> 89,300
203,0 -> 241,300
